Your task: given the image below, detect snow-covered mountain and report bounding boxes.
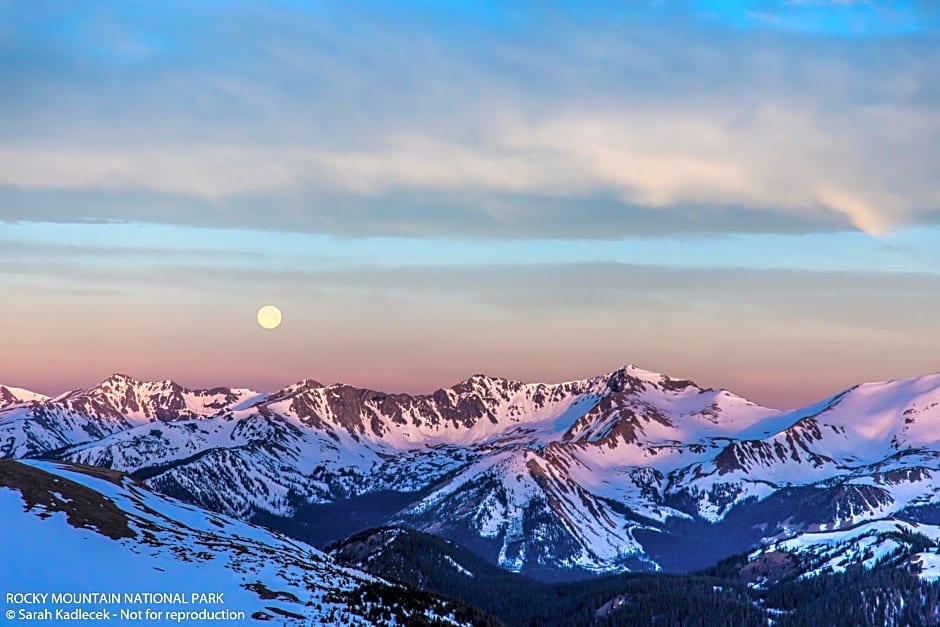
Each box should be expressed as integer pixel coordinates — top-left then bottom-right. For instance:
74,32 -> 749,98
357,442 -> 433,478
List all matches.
0,374 -> 265,458
0,458 -> 493,626
0,384 -> 48,408
6,366 -> 940,580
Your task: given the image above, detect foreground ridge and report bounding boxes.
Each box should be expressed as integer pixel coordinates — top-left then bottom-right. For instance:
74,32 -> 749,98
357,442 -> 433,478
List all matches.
0,459 -> 494,626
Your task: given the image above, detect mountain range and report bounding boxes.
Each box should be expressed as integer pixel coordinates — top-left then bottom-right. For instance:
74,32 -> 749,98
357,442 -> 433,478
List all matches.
4,365 -> 940,584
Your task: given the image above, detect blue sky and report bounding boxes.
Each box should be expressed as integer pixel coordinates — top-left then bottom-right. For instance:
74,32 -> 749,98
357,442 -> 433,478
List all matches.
1,1 -> 938,407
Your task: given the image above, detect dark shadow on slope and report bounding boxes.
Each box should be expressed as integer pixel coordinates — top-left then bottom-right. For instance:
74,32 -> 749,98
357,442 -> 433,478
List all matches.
327,526 -> 766,627
638,483 -> 895,572
252,489 -> 432,547
329,525 -> 940,627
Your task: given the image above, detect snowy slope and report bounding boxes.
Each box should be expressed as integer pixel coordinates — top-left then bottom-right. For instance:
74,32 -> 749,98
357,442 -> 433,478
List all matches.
745,518 -> 940,586
666,376 -> 940,522
395,444 -> 660,573
0,384 -> 49,408
0,459 -> 489,626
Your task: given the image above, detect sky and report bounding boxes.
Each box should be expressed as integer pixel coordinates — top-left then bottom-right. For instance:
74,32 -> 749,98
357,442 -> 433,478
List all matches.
1,0 -> 939,408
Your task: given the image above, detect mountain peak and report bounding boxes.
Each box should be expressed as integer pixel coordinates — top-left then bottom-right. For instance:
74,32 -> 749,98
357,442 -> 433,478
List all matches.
92,374 -> 193,395
0,385 -> 50,408
458,373 -> 516,386
605,364 -> 705,393
449,373 -> 527,399
98,373 -> 142,387
271,378 -> 325,397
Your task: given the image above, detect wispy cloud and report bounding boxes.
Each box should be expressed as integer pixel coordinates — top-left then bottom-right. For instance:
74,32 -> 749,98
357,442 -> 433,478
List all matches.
1,1 -> 937,237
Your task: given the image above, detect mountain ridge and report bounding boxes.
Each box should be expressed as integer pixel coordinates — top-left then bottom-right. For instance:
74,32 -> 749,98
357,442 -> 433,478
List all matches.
0,363 -> 750,411
7,365 -> 940,416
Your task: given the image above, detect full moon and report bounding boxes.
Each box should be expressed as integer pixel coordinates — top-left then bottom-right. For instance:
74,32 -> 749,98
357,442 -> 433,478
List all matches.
257,305 -> 283,330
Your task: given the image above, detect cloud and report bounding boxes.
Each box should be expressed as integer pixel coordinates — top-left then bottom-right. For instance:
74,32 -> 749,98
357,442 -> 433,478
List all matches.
0,1 -> 938,237
0,185 -> 852,238
5,246 -> 939,321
